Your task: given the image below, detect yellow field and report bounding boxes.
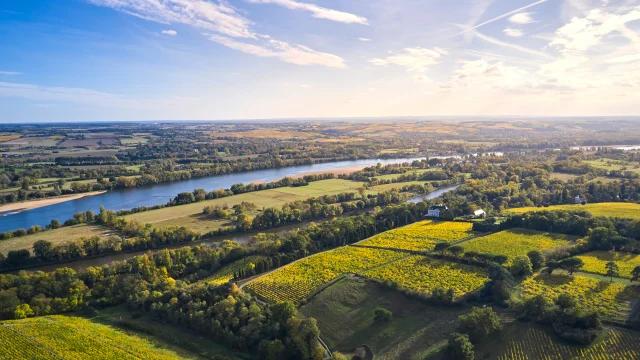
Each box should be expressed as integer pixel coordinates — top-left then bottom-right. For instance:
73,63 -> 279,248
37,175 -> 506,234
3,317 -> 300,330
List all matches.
0,135 -> 21,142
203,255 -> 268,286
520,274 -> 632,317
461,229 -> 576,264
576,251 -> 640,279
506,202 -> 640,220
496,326 -> 640,360
0,315 -> 192,360
358,220 -> 476,251
208,129 -> 321,139
246,246 -> 406,303
363,255 -> 488,297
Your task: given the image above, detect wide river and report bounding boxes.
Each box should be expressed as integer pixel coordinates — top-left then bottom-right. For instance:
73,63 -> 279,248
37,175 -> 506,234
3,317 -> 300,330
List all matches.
0,157 -> 432,233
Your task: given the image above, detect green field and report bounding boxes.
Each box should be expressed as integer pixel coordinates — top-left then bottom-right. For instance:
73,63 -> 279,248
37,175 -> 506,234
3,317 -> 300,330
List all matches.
506,202 -> 640,220
585,158 -> 640,174
0,315 -> 197,360
299,277 -> 469,360
0,224 -> 115,255
550,172 -> 579,181
576,251 -> 640,279
372,168 -> 436,181
461,229 -> 577,264
478,322 -> 640,360
125,179 -> 366,229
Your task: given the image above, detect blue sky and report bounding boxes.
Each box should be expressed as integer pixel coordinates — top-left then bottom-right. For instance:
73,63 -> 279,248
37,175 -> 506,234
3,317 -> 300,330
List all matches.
1,0 -> 639,122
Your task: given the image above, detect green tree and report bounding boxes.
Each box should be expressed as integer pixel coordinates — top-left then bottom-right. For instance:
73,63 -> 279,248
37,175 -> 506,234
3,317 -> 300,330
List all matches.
527,250 -> 545,271
272,301 -> 296,324
448,332 -> 474,360
561,257 -> 584,275
14,304 -> 33,319
605,261 -> 619,282
435,242 -> 451,255
510,256 -> 533,277
33,240 -> 55,261
449,245 -> 465,258
631,266 -> 640,283
457,307 -> 502,343
556,294 -> 577,310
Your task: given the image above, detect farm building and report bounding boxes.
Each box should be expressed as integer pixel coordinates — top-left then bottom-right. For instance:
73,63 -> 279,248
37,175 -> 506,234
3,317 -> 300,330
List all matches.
427,205 -> 448,218
472,209 -> 486,218
575,195 -> 587,204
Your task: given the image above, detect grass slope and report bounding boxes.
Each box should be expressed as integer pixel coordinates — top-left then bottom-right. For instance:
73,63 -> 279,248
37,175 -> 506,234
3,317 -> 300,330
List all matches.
506,202 -> 640,220
0,224 -> 115,255
299,277 -> 468,360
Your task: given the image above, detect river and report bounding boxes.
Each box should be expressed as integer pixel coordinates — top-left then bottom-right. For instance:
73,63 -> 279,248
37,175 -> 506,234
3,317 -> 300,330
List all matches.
0,157 -> 432,232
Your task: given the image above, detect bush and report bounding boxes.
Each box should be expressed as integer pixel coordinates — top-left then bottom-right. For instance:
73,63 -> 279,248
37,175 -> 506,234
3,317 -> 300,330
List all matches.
457,307 -> 502,343
448,332 -> 474,360
373,308 -> 392,324
510,256 -> 533,277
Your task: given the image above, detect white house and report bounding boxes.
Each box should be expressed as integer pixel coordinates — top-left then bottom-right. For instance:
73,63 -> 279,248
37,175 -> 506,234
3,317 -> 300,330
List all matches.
473,209 -> 486,218
575,195 -> 586,204
427,205 -> 448,218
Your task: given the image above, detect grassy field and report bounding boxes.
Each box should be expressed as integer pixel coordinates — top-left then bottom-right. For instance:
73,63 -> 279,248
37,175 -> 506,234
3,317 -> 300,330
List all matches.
363,255 -> 488,298
506,202 -> 640,220
478,322 -> 640,360
372,168 -> 435,181
299,277 -> 469,360
358,220 -> 476,252
246,246 -> 406,303
585,158 -> 640,174
518,273 -> 634,318
370,181 -> 429,191
0,224 -> 115,255
0,315 -> 198,360
550,172 -> 580,181
460,229 -> 577,264
576,251 -> 640,279
125,179 -> 366,230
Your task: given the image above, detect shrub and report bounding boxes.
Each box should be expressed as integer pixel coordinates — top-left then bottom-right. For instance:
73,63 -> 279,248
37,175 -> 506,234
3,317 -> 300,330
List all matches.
448,332 -> 474,360
457,307 -> 502,343
374,308 -> 392,323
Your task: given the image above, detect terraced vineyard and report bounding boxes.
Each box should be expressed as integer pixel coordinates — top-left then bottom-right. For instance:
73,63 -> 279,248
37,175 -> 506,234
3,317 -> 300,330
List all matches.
203,255 -> 268,285
576,251 -> 640,279
246,246 -> 406,303
461,229 -> 576,264
363,255 -> 488,297
358,220 -> 476,251
520,274 -> 633,317
0,315 -> 191,360
495,326 -> 640,360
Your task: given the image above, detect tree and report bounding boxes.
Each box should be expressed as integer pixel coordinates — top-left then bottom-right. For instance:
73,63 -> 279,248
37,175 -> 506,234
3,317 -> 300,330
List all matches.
14,304 -> 33,319
605,261 -> 619,282
527,250 -> 545,271
49,219 -> 61,229
448,332 -> 474,360
32,240 -> 55,262
556,294 -> 577,310
358,186 -> 367,199
449,245 -> 464,258
510,256 -> 533,277
561,257 -> 584,275
631,266 -> 640,283
272,301 -> 296,324
547,259 -> 560,274
457,307 -> 502,343
492,255 -> 509,265
435,242 -> 451,255
374,308 -> 392,323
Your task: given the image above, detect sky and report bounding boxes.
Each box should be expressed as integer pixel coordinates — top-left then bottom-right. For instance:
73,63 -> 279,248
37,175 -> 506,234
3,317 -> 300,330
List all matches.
0,0 -> 639,122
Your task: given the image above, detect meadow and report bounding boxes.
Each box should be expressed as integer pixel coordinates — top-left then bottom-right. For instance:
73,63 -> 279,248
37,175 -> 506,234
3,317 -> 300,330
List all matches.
357,220 -> 476,252
506,202 -> 640,220
519,273 -> 632,317
461,229 -> 577,264
0,315 -> 194,360
371,168 -> 435,181
0,224 -> 115,255
363,255 -> 488,297
299,277 -> 469,360
245,246 -> 406,303
480,324 -> 640,360
584,158 -> 640,175
576,251 -> 640,279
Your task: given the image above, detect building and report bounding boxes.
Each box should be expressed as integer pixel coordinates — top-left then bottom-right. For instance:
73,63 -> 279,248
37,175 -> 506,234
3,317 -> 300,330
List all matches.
427,205 -> 448,218
575,195 -> 586,204
473,209 -> 486,218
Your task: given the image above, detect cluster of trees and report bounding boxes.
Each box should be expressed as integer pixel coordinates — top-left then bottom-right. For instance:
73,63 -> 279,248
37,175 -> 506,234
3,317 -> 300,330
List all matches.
448,307 -> 503,360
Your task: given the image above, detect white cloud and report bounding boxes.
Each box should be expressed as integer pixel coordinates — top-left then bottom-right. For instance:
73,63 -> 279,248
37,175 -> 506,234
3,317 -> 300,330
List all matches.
0,71 -> 22,75
503,27 -> 524,37
162,29 -> 177,36
508,12 -> 535,24
454,0 -> 546,36
207,34 -> 346,68
246,0 -> 368,25
359,37 -> 372,42
88,0 -> 256,38
369,47 -> 444,80
473,30 -> 554,59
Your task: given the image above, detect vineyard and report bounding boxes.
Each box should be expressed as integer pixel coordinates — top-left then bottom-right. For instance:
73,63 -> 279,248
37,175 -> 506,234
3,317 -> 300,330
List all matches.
461,229 -> 576,264
576,251 -> 640,279
363,255 -> 488,297
495,326 -> 640,360
0,315 -> 190,360
519,274 -> 633,317
506,202 -> 640,220
203,255 -> 268,285
246,246 -> 406,303
358,220 -> 476,251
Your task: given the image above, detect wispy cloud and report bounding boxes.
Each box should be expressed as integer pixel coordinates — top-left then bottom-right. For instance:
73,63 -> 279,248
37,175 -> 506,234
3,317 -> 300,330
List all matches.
369,47 -> 445,81
454,0 -> 547,37
359,37 -> 372,42
88,0 -> 345,68
473,30 -> 554,59
246,0 -> 368,25
207,34 -> 346,68
508,12 -> 535,24
0,81 -> 126,106
605,54 -> 640,64
503,27 -> 524,37
161,29 -> 177,36
0,71 -> 23,75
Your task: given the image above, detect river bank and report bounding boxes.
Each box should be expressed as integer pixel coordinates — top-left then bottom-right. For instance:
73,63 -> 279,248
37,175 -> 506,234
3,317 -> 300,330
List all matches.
0,191 -> 107,216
